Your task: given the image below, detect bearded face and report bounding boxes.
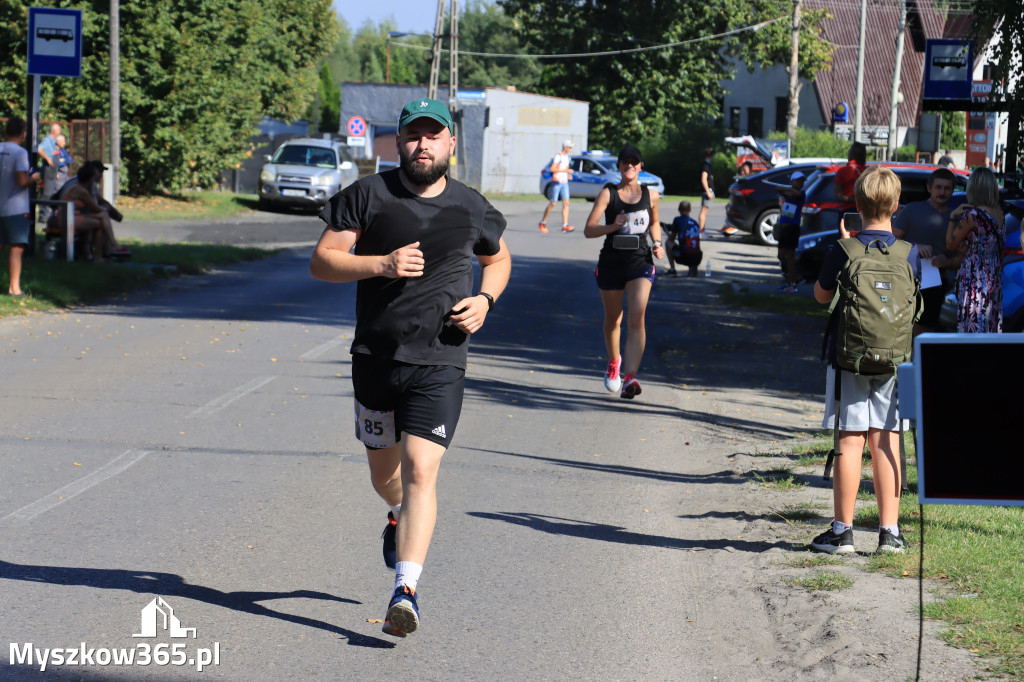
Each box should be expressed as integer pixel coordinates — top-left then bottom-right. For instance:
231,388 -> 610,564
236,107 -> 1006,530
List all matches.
399,144 -> 450,186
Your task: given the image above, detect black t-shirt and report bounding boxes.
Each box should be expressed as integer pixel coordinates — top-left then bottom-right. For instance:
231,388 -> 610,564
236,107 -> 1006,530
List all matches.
700,159 -> 714,195
599,183 -> 654,270
319,169 -> 506,369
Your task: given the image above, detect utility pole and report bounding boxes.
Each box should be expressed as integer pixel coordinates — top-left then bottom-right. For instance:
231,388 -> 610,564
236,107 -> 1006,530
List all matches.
786,0 -> 802,142
109,0 -> 121,198
449,0 -> 459,181
427,0 -> 444,100
887,0 -> 907,160
853,0 -> 866,143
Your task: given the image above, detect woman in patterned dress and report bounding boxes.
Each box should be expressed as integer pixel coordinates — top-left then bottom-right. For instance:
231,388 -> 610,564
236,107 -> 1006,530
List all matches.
946,167 -> 1004,332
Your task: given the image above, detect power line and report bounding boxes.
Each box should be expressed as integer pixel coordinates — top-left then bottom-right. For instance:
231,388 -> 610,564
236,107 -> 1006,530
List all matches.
391,17 -> 787,60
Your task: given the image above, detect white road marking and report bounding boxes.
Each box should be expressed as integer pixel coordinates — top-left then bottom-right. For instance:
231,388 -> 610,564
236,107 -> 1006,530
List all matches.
1,450 -> 151,524
299,332 -> 351,361
189,375 -> 277,417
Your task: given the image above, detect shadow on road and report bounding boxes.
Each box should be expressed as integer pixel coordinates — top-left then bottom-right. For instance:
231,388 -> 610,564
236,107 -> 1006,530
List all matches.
0,560 -> 392,649
466,511 -> 804,554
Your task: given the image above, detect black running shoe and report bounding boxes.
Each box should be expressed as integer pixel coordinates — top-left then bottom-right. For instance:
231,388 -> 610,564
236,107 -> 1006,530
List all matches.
810,526 -> 855,554
382,585 -> 419,637
382,512 -> 397,569
876,529 -> 906,554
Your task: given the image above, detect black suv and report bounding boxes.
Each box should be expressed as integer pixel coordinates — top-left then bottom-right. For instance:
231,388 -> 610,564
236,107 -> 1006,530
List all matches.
794,163 -> 969,282
725,163 -> 827,246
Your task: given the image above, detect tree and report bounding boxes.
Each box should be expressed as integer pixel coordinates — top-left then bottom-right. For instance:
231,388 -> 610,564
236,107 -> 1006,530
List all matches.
729,0 -> 834,141
499,0 -> 760,148
968,0 -> 1023,169
314,63 -> 341,133
449,1 -> 541,91
0,0 -> 336,194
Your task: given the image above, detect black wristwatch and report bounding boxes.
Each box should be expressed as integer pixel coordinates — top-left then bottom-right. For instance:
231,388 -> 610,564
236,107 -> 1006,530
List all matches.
477,291 -> 494,311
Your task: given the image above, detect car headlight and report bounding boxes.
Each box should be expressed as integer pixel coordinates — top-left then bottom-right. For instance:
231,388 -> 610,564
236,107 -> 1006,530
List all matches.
312,174 -> 339,187
259,169 -> 275,183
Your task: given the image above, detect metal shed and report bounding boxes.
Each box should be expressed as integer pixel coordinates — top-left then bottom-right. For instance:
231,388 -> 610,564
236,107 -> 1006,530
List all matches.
340,83 -> 588,194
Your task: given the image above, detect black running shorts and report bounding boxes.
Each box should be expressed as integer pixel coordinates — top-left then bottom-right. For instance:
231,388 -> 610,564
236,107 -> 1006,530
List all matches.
351,354 -> 465,449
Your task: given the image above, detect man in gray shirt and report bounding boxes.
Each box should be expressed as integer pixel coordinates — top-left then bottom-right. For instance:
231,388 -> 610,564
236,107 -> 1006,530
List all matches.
893,167 -> 961,333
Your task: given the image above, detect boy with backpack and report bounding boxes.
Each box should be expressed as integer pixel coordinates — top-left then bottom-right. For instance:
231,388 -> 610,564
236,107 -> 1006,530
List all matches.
663,201 -> 702,277
810,166 -> 921,555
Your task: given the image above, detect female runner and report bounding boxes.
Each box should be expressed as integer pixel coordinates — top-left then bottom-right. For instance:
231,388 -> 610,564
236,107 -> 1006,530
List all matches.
584,145 -> 665,399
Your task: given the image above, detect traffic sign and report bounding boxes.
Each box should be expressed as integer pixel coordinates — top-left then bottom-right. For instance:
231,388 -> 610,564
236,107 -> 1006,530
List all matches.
346,136 -> 366,147
346,116 -> 367,137
27,7 -> 83,77
923,39 -> 972,102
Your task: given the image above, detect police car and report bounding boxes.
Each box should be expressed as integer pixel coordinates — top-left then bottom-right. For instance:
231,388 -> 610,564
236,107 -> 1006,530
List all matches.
539,150 -> 665,200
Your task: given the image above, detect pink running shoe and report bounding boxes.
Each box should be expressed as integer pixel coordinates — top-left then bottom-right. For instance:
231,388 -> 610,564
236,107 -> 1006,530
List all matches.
604,358 -> 622,393
620,374 -> 642,399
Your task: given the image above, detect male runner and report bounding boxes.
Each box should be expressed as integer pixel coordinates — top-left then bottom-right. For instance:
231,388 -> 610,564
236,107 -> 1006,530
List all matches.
310,98 -> 511,638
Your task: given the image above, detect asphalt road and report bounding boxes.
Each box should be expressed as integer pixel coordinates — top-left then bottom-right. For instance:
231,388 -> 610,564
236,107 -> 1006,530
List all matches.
0,200 -> 978,680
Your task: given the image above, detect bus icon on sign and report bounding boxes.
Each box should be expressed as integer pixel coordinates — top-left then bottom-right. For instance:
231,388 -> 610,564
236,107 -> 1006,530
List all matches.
932,55 -> 967,69
37,27 -> 73,42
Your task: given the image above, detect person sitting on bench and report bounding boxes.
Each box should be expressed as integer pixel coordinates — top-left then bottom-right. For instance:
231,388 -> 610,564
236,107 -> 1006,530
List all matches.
54,165 -> 129,261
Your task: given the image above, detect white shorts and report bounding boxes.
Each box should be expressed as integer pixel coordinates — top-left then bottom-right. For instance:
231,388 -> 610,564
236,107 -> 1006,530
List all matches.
821,366 -> 905,432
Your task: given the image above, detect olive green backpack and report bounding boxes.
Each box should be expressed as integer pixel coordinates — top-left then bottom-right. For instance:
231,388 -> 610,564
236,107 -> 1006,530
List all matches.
822,237 -> 922,489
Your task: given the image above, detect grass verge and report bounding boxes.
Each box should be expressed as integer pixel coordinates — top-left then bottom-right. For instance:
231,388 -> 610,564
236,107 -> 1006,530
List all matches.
1,235 -> 276,317
781,432 -> 1023,679
718,282 -> 830,318
784,570 -> 855,592
118,191 -> 260,221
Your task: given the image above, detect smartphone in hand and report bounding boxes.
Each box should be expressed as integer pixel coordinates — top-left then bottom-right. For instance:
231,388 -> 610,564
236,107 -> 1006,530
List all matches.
841,212 -> 862,237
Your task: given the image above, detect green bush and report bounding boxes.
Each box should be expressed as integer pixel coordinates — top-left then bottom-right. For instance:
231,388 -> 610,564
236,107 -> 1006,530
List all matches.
792,127 -> 850,159
643,118 -> 729,195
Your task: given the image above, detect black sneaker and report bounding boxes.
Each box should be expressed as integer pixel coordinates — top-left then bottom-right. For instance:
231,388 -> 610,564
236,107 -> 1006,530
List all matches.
382,512 -> 397,569
876,529 -> 906,554
810,526 -> 855,554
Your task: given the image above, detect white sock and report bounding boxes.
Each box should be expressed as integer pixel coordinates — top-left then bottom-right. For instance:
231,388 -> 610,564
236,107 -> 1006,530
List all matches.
388,503 -> 401,520
395,562 -> 422,592
833,520 -> 852,535
880,524 -> 899,537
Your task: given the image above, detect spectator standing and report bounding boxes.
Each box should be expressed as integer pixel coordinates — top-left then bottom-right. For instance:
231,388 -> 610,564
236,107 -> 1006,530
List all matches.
54,134 -> 73,187
698,147 -> 714,233
770,171 -> 807,293
310,97 -> 511,638
538,139 -> 574,233
36,123 -> 62,221
1,118 -> 41,296
936,149 -> 955,168
893,168 -> 960,334
833,142 -> 866,207
947,167 -> 1004,333
810,166 -> 921,555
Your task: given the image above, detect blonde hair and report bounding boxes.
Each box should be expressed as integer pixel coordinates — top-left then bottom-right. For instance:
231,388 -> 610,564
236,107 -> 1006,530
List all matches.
854,166 -> 901,221
965,167 -> 999,207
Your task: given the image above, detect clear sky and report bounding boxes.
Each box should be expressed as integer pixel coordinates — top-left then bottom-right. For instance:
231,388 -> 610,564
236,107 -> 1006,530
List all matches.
334,0 -> 450,35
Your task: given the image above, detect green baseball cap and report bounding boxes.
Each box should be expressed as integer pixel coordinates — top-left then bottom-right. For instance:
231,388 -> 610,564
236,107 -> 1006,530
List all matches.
398,98 -> 453,134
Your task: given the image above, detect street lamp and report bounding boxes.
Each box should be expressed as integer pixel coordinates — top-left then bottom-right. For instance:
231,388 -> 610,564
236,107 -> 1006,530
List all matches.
387,31 -> 409,84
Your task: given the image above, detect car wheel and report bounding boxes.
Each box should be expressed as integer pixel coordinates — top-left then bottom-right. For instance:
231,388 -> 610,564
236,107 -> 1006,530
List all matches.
755,209 -> 780,246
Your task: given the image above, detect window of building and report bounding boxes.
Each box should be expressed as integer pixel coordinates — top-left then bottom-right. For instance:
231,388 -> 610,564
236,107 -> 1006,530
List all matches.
775,97 -> 789,133
747,107 -> 764,138
729,107 -> 741,137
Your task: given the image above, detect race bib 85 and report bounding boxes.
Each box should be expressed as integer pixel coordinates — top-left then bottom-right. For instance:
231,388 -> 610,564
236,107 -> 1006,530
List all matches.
354,399 -> 397,449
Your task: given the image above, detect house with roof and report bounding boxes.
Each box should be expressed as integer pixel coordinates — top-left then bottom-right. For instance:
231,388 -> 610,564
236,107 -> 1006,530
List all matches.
721,0 -> 1001,159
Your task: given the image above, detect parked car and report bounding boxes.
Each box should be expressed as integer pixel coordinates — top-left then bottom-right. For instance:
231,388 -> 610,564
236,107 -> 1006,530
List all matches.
938,182 -> 1024,332
794,163 -> 970,282
725,135 -> 845,171
258,138 -> 358,210
538,150 -> 665,200
724,162 -> 827,246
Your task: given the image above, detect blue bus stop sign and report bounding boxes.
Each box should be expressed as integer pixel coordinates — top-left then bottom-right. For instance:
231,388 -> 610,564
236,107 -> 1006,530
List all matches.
27,7 -> 83,78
